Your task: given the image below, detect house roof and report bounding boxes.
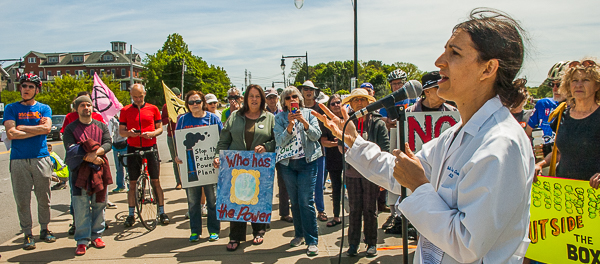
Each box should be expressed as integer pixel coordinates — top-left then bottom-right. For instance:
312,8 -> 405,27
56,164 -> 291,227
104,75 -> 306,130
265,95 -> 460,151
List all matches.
32,50 -> 143,68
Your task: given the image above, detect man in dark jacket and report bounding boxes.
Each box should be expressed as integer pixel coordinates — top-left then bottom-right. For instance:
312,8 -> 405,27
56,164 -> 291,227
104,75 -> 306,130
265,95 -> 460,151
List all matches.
63,96 -> 112,256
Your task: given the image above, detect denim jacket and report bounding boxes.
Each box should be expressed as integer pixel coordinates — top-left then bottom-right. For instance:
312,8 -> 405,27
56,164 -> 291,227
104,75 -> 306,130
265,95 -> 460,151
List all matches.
274,108 -> 322,166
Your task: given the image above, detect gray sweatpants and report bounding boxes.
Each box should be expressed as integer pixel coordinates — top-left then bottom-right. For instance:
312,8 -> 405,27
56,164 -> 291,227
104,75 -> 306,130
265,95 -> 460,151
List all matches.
10,157 -> 53,235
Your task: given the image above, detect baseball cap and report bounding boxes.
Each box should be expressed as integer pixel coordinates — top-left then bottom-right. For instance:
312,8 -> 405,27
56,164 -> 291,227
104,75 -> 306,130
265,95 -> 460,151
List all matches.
421,71 -> 441,90
205,93 -> 218,104
171,87 -> 181,95
360,82 -> 374,91
265,88 -> 278,97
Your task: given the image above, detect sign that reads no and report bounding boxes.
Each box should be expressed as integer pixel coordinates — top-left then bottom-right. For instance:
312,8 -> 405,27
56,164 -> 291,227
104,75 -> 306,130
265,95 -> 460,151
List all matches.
403,112 -> 460,152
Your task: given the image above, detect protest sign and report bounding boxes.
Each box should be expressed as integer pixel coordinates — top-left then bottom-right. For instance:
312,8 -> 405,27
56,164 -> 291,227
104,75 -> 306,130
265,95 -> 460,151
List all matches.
216,150 -> 276,223
526,176 -> 600,263
275,123 -> 303,162
162,81 -> 187,122
403,111 -> 460,151
175,125 -> 220,188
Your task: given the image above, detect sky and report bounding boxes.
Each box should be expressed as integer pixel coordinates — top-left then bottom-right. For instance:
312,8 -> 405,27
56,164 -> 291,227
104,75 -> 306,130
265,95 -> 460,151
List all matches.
1,0 -> 598,89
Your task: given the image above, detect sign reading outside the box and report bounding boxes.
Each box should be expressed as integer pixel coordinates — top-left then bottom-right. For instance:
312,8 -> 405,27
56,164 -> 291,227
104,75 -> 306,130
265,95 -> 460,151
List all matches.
525,176 -> 600,263
216,150 -> 276,223
403,111 -> 460,151
175,125 -> 220,188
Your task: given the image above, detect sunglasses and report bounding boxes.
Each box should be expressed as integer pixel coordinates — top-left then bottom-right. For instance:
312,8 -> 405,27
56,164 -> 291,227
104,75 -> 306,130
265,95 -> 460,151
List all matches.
188,100 -> 203,105
549,82 -> 560,88
569,60 -> 597,68
207,102 -> 218,105
285,94 -> 299,100
227,95 -> 241,100
20,84 -> 36,89
302,87 -> 314,91
330,101 -> 341,106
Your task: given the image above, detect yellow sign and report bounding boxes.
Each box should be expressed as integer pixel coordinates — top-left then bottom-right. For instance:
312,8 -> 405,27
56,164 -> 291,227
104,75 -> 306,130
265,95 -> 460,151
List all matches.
526,176 -> 600,263
162,81 -> 187,122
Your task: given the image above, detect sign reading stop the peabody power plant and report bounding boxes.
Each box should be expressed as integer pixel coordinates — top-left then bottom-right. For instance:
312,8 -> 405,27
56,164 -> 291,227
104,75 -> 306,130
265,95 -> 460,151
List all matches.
402,111 -> 460,151
175,125 -> 220,188
526,176 -> 600,263
216,150 -> 276,224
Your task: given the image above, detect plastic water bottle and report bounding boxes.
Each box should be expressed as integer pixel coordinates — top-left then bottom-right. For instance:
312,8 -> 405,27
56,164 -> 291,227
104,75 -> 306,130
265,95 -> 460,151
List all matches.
532,128 -> 544,160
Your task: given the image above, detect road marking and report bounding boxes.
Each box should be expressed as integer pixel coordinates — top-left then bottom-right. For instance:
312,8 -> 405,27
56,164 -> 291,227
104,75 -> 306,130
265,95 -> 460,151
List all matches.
0,142 -> 62,155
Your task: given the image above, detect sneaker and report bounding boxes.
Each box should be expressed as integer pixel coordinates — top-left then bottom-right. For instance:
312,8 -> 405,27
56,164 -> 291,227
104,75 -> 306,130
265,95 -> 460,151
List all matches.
185,211 -> 190,219
189,233 -> 200,242
290,237 -> 305,247
23,234 -> 35,250
124,215 -> 135,227
51,182 -> 67,190
75,244 -> 87,256
382,215 -> 395,229
159,213 -> 170,225
40,229 -> 56,243
346,244 -> 358,256
91,238 -> 105,248
201,205 -> 208,217
68,223 -> 76,236
209,233 -> 219,241
323,188 -> 332,194
106,201 -> 117,209
366,245 -> 377,257
112,187 -> 128,193
306,244 -> 319,256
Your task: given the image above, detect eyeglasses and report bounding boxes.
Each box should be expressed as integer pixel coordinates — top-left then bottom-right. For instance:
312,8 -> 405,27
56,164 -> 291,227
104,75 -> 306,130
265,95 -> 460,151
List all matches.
20,84 -> 36,89
227,95 -> 241,101
285,94 -> 299,100
302,87 -> 314,91
188,100 -> 203,105
330,101 -> 341,106
390,81 -> 406,87
569,60 -> 597,68
351,97 -> 368,103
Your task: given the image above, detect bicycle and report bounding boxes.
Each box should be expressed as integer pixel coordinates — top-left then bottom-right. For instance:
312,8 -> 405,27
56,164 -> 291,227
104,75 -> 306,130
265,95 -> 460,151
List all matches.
119,148 -> 159,231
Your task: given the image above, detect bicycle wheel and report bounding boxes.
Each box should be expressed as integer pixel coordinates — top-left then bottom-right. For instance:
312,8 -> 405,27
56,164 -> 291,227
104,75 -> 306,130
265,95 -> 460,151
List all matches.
136,174 -> 158,230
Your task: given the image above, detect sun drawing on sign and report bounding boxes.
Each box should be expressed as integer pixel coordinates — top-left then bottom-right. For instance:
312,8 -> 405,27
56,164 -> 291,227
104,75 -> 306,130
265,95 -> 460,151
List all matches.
230,169 -> 260,205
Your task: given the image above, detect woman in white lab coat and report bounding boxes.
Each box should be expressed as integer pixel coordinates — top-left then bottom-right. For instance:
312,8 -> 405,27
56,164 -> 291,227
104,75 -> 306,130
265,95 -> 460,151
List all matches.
312,8 -> 534,264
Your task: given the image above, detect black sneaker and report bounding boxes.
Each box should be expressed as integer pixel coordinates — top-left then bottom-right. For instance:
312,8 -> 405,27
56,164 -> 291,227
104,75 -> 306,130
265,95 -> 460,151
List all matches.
366,244 -> 378,257
346,244 -> 358,257
23,234 -> 35,250
159,213 -> 170,225
40,229 -> 56,243
124,215 -> 135,227
68,223 -> 76,236
382,215 -> 395,229
51,182 -> 67,190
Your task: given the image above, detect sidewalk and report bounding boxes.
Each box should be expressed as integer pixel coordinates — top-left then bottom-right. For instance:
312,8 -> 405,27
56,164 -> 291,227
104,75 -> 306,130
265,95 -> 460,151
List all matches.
0,162 -> 415,263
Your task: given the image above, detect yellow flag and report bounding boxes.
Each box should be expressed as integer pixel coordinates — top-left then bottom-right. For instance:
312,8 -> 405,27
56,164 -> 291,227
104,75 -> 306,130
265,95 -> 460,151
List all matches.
162,81 -> 187,122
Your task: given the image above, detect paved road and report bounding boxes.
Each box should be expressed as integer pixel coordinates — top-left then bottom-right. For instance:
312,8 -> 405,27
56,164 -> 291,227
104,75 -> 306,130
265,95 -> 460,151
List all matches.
0,132 -> 172,244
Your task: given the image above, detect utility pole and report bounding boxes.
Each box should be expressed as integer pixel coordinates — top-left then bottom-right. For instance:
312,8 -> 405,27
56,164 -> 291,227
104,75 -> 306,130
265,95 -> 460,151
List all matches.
181,57 -> 186,95
129,45 -> 134,88
353,0 -> 358,79
334,75 -> 337,92
249,71 -> 252,85
244,69 -> 248,88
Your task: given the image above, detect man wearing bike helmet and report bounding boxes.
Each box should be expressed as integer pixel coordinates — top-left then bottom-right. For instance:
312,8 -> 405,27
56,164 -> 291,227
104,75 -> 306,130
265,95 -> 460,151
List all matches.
525,61 -> 568,155
119,84 -> 168,227
380,69 -> 417,129
4,73 -> 56,250
62,96 -> 113,255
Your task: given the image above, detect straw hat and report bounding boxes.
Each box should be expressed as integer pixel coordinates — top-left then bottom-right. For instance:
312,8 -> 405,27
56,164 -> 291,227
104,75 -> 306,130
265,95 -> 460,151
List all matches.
341,88 -> 376,105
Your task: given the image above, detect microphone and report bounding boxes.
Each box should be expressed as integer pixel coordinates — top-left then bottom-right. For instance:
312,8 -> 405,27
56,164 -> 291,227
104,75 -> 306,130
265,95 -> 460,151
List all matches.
349,80 -> 423,120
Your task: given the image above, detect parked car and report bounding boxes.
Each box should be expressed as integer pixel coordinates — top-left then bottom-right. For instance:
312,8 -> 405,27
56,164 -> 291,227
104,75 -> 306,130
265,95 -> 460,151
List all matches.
48,115 -> 66,141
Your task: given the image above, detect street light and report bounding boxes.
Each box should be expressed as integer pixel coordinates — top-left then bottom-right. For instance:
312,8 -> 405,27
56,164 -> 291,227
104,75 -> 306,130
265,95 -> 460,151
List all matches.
281,52 -> 309,83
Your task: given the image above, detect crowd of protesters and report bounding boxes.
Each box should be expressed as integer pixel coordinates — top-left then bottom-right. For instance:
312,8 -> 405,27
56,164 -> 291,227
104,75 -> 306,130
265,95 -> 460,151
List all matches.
4,8 -> 600,264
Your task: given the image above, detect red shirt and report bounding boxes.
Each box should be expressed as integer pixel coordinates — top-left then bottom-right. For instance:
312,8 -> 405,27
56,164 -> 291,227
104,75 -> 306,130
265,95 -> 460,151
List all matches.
119,103 -> 161,148
161,104 -> 177,137
60,112 -> 105,133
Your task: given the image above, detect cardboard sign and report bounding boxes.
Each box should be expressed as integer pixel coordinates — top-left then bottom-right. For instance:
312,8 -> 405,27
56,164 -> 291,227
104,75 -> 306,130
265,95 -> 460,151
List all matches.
403,111 -> 460,152
175,125 -> 220,188
526,176 -> 600,263
275,123 -> 303,162
216,150 -> 276,223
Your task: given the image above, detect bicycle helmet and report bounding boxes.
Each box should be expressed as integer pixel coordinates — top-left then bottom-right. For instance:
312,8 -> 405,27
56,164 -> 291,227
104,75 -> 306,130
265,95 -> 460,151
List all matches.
547,61 -> 571,81
387,69 -> 407,82
19,73 -> 43,89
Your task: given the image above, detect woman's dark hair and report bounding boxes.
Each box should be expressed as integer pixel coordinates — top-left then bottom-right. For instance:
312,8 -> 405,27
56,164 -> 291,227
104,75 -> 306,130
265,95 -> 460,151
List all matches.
454,8 -> 528,108
238,84 -> 266,115
327,94 -> 342,108
184,90 -> 207,112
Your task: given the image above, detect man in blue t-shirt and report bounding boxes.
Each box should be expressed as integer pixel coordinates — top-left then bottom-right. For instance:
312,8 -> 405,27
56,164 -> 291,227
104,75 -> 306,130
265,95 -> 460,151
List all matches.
4,73 -> 55,250
525,77 -> 564,145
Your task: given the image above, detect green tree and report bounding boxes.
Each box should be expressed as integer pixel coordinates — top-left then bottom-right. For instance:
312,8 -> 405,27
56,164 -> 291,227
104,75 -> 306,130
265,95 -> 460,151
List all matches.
2,74 -> 128,115
141,33 -> 231,105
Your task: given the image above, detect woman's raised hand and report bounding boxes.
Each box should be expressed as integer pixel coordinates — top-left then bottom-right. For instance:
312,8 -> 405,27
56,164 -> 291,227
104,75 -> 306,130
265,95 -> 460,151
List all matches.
311,104 -> 358,148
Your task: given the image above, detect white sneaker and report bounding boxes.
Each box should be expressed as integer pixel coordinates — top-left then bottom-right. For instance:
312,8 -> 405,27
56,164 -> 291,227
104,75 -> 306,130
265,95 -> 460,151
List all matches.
307,244 -> 319,256
202,205 -> 208,217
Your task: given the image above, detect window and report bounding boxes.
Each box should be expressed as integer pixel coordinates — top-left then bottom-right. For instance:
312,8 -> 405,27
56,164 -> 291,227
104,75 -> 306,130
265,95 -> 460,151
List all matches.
121,82 -> 128,91
73,56 -> 83,62
66,70 -> 70,75
90,69 -> 95,75
103,54 -> 113,61
48,57 -> 58,63
111,69 -> 115,75
47,71 -> 52,77
57,71 -> 61,76
39,71 -> 44,78
28,57 -> 36,63
121,68 -> 126,76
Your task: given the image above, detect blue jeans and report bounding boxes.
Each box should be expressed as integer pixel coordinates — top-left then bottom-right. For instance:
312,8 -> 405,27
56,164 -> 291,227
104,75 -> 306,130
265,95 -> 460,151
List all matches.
72,192 -> 106,245
186,184 -> 220,235
314,156 -> 326,212
112,147 -> 128,189
280,158 -> 318,245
